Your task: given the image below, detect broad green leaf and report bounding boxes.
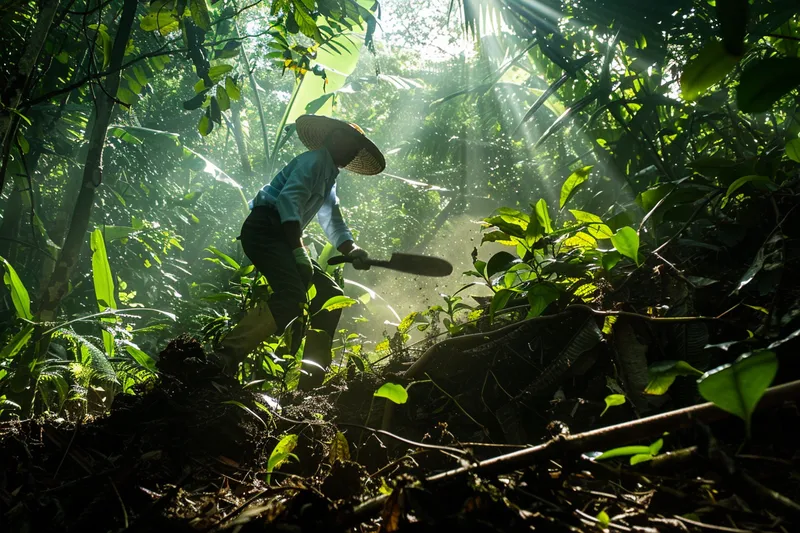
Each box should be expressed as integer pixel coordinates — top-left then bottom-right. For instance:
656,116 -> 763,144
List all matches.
216,85 -> 230,112
680,40 -> 739,101
225,77 -> 241,100
91,230 -> 117,357
559,165 -> 593,209
533,199 -> 553,234
139,11 -> 180,35
97,225 -> 140,241
723,175 -> 772,206
198,115 -> 212,136
117,87 -> 138,106
486,251 -> 517,278
1,256 -> 32,320
0,325 -> 34,360
489,288 -> 514,322
645,360 -> 703,395
208,64 -> 233,83
125,344 -> 157,372
398,312 -> 420,334
374,382 -> 408,404
737,57 -> 800,113
527,283 -> 560,317
570,210 -> 613,239
190,0 -> 211,30
610,227 -> 640,265
318,295 -> 358,312
266,434 -> 298,483
602,252 -> 621,271
785,138 -> 800,163
600,394 -> 626,416
698,351 -> 778,436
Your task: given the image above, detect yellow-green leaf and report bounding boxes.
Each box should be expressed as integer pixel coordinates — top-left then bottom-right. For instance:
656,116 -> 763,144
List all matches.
374,382 -> 408,404
225,76 -> 241,100
680,40 -> 740,101
559,165 -> 593,209
216,85 -> 230,111
785,138 -> 800,163
610,226 -> 640,265
600,394 -> 625,416
1,256 -> 32,320
190,0 -> 211,30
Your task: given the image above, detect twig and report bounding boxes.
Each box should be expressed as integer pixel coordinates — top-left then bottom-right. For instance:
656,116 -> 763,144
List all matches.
343,380 -> 800,528
675,515 -> 771,533
110,479 -> 129,529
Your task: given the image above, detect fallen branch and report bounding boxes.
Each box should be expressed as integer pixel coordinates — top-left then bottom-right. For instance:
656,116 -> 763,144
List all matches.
347,379 -> 800,527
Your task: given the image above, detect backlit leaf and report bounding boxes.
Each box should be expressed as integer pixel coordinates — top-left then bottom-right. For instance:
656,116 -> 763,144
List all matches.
374,382 -> 408,404
600,394 -> 625,416
610,227 -> 640,265
1,256 -> 32,320
698,350 -> 777,436
559,165 -> 593,209
680,40 -> 739,101
785,138 -> 800,163
319,295 -> 358,312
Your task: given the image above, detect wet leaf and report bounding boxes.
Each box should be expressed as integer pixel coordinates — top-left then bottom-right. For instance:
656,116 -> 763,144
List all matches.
698,351 -> 777,436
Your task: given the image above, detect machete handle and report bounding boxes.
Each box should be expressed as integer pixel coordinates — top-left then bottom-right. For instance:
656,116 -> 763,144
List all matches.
327,255 -> 353,265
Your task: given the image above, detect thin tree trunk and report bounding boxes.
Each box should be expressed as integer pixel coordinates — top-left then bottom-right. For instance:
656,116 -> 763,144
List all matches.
37,0 -> 139,323
0,0 -> 59,195
229,98 -> 252,178
236,22 -> 270,167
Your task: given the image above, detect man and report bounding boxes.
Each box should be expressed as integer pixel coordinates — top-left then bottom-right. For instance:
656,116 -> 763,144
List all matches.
216,114 -> 385,390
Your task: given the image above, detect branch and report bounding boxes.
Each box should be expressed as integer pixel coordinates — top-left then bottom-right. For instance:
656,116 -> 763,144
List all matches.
347,379 -> 800,528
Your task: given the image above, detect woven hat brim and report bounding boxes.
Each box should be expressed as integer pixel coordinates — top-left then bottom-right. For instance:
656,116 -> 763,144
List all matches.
296,115 -> 386,175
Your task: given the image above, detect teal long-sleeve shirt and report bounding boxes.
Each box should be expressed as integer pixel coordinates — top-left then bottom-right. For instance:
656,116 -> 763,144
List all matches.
250,148 -> 354,248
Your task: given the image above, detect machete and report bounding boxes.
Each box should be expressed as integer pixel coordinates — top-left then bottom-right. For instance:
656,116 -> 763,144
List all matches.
328,253 -> 453,277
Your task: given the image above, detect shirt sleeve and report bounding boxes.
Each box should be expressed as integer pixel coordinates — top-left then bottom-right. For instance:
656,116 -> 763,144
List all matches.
317,184 -> 354,249
275,156 -> 319,224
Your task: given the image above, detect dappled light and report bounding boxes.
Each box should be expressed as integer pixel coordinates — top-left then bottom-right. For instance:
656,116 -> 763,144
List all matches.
2,0 -> 800,531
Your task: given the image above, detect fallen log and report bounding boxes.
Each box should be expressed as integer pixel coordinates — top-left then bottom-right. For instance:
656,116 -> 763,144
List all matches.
346,379 -> 800,527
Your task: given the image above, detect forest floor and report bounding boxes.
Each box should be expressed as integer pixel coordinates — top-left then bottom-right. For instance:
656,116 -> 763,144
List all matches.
1,332 -> 799,533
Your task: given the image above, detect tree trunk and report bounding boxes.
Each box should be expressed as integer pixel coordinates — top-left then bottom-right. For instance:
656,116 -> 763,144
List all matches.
236,22 -> 270,167
0,0 -> 59,195
229,98 -> 253,178
36,0 -> 139,323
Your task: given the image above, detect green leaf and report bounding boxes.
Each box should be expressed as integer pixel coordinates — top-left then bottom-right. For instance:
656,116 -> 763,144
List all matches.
559,165 -> 593,209
374,382 -> 408,404
630,453 -> 654,465
328,431 -> 350,464
600,394 -> 626,416
139,11 -> 180,35
318,295 -> 358,312
489,289 -> 514,322
266,434 -> 298,483
596,510 -> 610,528
533,199 -> 553,234
596,445 -> 652,460
91,230 -> 117,357
680,40 -> 740,102
610,227 -> 640,265
1,256 -> 32,320
486,251 -> 517,278
723,175 -> 772,206
125,344 -> 156,372
398,312 -> 420,334
645,360 -> 703,395
570,210 -> 613,239
216,85 -> 231,112
527,283 -> 560,317
698,351 -> 778,436
785,138 -> 800,163
208,64 -> 233,83
0,324 -> 34,360
225,77 -> 241,100
198,114 -> 212,136
116,87 -> 138,106
602,252 -> 621,271
190,0 -> 211,30
205,246 -> 240,269
737,58 -> 800,113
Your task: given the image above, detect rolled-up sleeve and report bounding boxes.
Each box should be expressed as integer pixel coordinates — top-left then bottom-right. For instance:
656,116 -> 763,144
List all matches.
275,163 -> 315,223
318,184 -> 353,248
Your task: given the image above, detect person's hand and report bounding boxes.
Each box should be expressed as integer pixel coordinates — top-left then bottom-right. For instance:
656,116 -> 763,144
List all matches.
293,247 -> 313,286
348,246 -> 370,270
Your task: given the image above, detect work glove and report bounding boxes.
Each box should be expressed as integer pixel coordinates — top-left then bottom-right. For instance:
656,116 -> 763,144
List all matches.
293,246 -> 313,286
348,246 -> 370,271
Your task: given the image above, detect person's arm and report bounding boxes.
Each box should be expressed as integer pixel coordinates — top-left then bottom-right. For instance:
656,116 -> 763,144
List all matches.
318,186 -> 369,269
276,158 -> 319,283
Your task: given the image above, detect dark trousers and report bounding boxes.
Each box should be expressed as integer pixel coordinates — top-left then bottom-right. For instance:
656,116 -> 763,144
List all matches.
239,206 -> 343,382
